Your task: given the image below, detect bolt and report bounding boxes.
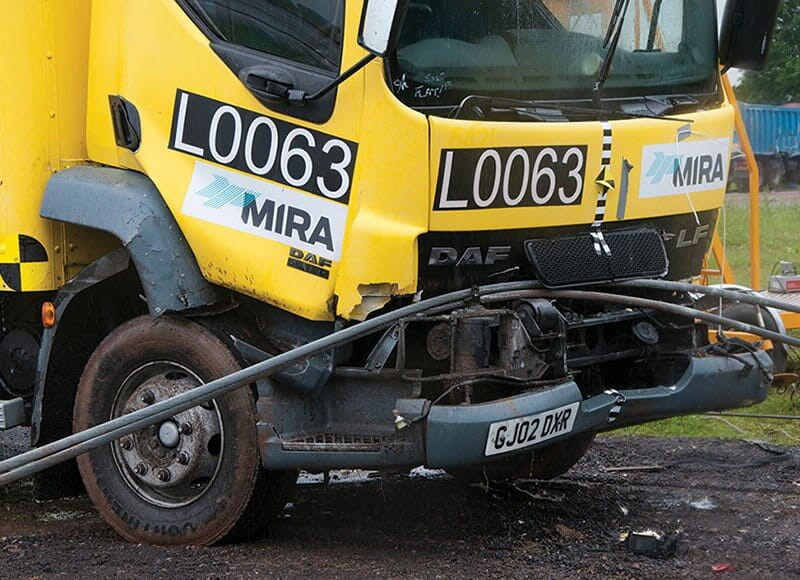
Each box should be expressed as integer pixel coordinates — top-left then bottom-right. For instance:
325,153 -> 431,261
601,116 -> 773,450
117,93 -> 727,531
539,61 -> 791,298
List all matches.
140,390 -> 155,405
134,463 -> 148,476
180,422 -> 193,435
157,469 -> 172,482
177,452 -> 190,465
120,438 -> 133,451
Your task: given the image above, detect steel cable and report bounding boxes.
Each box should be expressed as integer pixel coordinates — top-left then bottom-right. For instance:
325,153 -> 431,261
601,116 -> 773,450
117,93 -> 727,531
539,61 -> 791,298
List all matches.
6,280 -> 800,487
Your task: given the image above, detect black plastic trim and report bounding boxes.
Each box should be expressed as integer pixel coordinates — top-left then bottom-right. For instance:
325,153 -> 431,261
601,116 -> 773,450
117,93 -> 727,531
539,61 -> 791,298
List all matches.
108,95 -> 141,151
175,0 -> 344,124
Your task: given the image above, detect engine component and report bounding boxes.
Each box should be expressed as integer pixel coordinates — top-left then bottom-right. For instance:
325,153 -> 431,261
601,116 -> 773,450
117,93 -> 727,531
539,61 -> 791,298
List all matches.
426,323 -> 451,361
632,321 -> 660,345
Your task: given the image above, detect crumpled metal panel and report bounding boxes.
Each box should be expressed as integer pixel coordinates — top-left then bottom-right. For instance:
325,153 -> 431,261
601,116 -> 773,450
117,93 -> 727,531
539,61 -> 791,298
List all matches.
41,166 -> 224,315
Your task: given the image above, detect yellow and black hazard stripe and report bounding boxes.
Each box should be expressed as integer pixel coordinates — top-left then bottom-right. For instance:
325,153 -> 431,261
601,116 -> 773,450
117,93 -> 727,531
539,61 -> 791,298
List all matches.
0,235 -> 49,292
590,121 -> 615,257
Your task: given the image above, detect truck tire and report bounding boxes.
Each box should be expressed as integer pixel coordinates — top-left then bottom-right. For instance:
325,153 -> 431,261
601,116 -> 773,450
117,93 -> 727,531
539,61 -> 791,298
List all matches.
733,177 -> 750,193
766,157 -> 785,189
74,315 -> 294,546
450,433 -> 595,483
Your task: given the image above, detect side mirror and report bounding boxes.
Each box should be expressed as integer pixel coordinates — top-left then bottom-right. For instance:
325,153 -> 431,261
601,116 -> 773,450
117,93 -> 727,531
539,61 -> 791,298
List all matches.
719,0 -> 781,71
359,0 -> 409,57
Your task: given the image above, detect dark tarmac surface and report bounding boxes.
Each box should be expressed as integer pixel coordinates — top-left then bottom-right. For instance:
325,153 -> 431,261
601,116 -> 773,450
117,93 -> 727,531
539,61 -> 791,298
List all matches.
1,429 -> 799,578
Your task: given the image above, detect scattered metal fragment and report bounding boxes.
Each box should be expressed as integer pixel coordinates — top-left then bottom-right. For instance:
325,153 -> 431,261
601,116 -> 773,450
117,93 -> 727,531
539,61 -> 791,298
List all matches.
467,482 -> 564,503
622,529 -> 681,559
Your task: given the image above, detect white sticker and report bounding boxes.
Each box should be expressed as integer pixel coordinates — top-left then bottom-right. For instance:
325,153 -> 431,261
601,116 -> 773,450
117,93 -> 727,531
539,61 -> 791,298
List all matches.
639,138 -> 730,198
182,161 -> 347,261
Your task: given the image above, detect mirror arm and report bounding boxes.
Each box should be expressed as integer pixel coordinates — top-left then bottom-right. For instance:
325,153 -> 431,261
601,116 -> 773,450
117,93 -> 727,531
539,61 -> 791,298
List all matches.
289,54 -> 378,105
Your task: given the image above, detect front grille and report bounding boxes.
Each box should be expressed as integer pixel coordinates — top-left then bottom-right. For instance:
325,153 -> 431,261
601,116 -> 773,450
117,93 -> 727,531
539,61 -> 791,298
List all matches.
282,433 -> 385,452
525,228 -> 668,288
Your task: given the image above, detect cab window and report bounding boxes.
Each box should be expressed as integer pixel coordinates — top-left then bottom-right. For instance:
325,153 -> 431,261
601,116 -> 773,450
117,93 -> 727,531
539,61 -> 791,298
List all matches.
192,0 -> 345,72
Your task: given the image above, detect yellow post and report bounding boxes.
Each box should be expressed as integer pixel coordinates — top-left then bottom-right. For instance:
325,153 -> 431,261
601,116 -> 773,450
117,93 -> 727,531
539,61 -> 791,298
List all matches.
722,74 -> 761,289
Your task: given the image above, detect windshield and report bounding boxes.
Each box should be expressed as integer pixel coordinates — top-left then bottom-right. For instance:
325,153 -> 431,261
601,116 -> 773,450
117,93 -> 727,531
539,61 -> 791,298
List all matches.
389,0 -> 719,113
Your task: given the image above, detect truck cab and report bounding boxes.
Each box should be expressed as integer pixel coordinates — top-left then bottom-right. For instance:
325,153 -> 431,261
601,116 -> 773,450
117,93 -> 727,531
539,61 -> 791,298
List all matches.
0,0 -> 779,545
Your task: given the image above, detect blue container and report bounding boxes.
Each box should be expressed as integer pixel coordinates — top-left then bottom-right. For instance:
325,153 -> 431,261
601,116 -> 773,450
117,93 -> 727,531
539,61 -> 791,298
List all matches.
738,103 -> 800,157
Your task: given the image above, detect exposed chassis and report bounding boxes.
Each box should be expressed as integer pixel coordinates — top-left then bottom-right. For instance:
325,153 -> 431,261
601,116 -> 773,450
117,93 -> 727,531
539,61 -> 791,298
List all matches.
0,280 -> 793,486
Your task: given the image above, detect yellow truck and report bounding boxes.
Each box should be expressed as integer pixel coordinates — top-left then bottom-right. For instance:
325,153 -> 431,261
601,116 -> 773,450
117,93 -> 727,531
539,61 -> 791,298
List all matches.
0,0 -> 784,545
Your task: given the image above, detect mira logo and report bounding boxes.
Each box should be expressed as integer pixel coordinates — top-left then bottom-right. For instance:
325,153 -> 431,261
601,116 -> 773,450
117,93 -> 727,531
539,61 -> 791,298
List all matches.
182,161 -> 347,261
639,139 -> 730,198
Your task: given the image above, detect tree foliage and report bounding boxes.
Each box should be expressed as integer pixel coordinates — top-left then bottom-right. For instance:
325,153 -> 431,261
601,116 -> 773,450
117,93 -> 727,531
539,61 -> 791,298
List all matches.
736,0 -> 800,104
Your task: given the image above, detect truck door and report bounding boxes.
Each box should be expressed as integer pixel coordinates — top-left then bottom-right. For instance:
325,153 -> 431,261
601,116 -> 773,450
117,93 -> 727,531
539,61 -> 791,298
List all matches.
87,0 -> 364,321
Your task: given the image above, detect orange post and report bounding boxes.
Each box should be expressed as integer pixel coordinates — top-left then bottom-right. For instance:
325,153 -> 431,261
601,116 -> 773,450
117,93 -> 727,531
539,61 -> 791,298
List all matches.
722,74 -> 761,289
710,232 -> 736,284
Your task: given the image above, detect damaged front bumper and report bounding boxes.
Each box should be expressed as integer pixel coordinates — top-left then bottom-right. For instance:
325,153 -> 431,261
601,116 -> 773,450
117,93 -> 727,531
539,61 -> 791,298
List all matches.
259,350 -> 772,472
424,351 -> 771,469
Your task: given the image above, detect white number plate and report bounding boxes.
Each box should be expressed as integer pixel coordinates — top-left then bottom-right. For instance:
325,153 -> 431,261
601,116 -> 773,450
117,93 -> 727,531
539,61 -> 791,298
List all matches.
484,402 -> 580,457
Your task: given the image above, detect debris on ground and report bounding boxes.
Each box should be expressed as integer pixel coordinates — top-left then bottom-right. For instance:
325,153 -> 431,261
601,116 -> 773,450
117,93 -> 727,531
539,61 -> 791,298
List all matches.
688,497 -> 717,510
37,510 -> 86,522
1,434 -> 797,577
622,529 -> 682,559
554,523 -> 585,542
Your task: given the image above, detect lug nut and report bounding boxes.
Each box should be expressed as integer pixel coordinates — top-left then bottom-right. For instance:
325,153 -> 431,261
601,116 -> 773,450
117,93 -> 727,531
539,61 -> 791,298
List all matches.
180,422 -> 193,435
157,469 -> 172,482
120,438 -> 133,451
177,452 -> 190,465
140,390 -> 155,405
134,463 -> 148,476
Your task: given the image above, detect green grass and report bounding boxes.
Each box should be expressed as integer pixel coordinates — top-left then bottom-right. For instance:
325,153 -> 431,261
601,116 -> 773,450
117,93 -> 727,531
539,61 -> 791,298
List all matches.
620,392 -> 800,446
716,200 -> 800,290
616,199 -> 800,445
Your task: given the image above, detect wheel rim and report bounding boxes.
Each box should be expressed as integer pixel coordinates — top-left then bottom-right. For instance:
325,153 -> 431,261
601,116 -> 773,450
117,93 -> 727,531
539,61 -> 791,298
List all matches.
110,361 -> 224,509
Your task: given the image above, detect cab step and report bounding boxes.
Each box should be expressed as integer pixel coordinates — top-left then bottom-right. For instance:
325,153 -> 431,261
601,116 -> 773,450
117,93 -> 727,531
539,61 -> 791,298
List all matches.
0,398 -> 25,430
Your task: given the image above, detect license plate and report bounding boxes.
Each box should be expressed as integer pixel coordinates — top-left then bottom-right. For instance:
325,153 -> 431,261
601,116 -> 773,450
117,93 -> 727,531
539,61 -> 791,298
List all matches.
484,402 -> 580,457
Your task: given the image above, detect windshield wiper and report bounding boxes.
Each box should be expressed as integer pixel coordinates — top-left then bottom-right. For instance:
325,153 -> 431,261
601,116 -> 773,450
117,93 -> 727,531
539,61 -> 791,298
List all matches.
450,95 -> 692,123
603,0 -> 627,47
594,0 -> 633,109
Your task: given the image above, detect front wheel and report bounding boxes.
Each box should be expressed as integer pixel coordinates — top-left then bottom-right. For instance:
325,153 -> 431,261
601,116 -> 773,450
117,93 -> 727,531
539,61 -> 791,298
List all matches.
74,315 -> 295,546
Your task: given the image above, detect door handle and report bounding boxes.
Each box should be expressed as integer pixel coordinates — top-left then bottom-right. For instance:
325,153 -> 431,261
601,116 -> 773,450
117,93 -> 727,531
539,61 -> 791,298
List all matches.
244,72 -> 293,101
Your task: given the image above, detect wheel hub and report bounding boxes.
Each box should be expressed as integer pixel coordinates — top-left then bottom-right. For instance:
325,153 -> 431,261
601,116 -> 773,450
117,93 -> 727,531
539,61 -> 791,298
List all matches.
158,421 -> 181,448
111,363 -> 224,508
